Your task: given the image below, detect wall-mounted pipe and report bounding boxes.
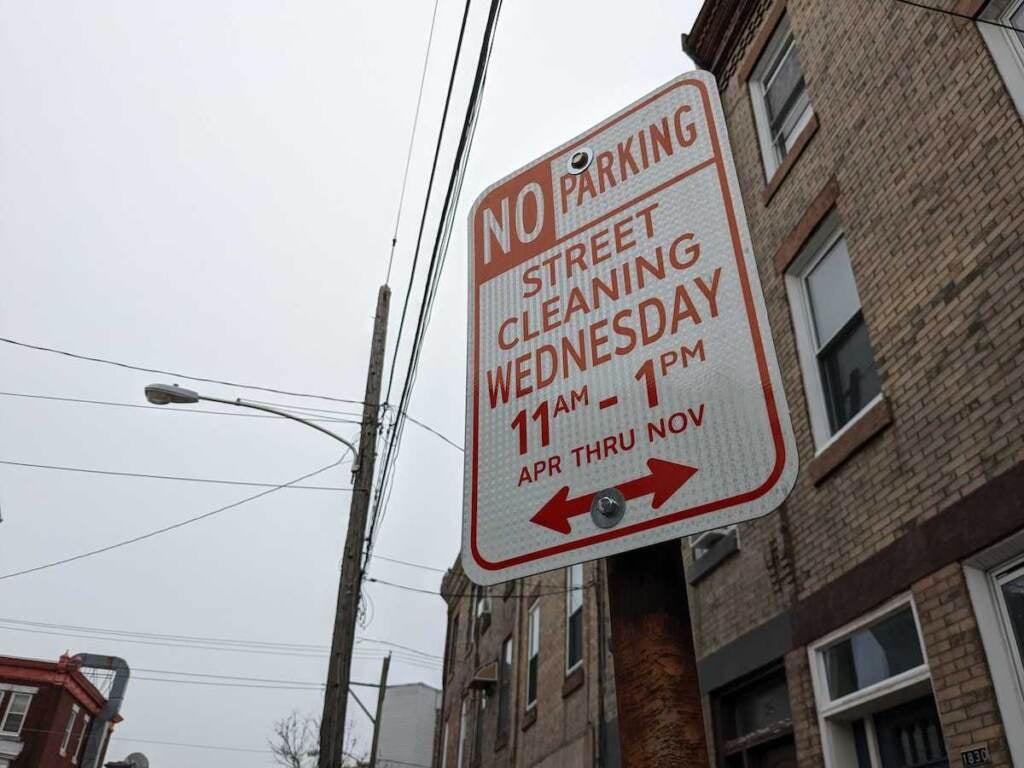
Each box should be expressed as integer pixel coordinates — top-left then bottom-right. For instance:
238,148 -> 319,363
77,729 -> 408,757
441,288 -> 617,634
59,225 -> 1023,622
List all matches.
72,654 -> 130,768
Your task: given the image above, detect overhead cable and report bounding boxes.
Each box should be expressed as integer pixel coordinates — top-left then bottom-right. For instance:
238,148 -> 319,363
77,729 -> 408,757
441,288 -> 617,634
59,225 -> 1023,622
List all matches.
0,458 -> 352,491
0,456 -> 347,581
0,336 -> 365,406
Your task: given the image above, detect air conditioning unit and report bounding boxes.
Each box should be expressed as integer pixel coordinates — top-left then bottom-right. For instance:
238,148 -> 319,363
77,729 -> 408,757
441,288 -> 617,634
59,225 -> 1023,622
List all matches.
476,595 -> 492,619
690,527 -> 734,559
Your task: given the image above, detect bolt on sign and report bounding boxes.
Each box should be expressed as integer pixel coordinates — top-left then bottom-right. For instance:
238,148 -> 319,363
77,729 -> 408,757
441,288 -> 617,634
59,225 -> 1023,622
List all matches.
463,71 -> 798,585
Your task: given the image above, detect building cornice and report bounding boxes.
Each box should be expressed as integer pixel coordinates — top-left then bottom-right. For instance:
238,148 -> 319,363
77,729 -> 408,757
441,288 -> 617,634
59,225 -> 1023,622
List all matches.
683,0 -> 758,77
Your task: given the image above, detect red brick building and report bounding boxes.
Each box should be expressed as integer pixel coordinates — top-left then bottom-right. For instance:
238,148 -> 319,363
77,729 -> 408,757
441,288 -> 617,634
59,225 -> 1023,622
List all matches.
0,654 -> 122,768
678,0 -> 1024,766
435,559 -> 620,768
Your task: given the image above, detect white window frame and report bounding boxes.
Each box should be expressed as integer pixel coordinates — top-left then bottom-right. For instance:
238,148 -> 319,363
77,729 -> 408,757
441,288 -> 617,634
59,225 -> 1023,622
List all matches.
784,211 -> 882,451
74,713 -> 91,765
565,564 -> 585,675
526,601 -> 540,709
808,594 -> 934,768
0,691 -> 33,736
978,0 -> 1024,118
748,12 -> 815,180
456,698 -> 468,768
60,704 -> 80,756
964,529 -> 1024,766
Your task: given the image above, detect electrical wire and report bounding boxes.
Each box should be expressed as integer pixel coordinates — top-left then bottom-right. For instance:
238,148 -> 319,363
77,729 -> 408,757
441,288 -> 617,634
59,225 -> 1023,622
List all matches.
0,336 -> 365,405
0,458 -> 352,491
0,390 -> 358,423
367,0 -> 504,570
0,456 -> 348,581
386,0 -> 443,284
892,0 -> 1024,32
366,552 -> 448,573
383,0 -> 475,407
366,577 -> 591,599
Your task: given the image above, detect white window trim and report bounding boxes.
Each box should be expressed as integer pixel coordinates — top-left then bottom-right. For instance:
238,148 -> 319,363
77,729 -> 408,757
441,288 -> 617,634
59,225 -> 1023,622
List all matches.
0,684 -> 38,695
74,713 -> 91,765
978,0 -> 1024,119
748,13 -> 815,180
565,565 -> 584,675
456,698 -> 468,768
964,530 -> 1024,766
807,594 -> 933,768
60,704 -> 80,756
526,601 -> 540,709
784,211 -> 879,451
0,691 -> 33,736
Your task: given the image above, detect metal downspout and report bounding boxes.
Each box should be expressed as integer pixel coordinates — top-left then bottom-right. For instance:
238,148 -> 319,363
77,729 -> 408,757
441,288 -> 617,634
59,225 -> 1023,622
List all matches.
72,654 -> 130,768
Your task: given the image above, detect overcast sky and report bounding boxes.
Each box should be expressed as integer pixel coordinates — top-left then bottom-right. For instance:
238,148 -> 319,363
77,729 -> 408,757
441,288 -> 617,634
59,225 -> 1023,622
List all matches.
0,1 -> 699,764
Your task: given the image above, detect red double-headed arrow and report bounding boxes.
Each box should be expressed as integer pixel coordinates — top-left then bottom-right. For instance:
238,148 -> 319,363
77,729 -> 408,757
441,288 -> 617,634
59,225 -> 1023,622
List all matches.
529,458 -> 699,535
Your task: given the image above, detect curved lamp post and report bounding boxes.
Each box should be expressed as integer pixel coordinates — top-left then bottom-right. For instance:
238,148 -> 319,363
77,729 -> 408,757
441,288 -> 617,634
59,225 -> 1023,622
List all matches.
144,383 -> 359,468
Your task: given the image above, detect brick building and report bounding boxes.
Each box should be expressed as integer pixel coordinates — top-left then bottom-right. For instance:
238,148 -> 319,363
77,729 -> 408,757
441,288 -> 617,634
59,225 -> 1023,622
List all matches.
0,654 -> 122,768
676,0 -> 1024,766
435,559 -> 620,768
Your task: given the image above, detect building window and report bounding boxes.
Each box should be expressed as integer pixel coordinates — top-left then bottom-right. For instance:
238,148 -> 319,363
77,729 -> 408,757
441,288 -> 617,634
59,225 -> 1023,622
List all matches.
785,212 -> 881,448
497,636 -> 513,744
60,704 -> 80,756
714,667 -> 795,768
448,614 -> 460,678
977,0 -> 1024,118
0,692 -> 32,735
526,602 -> 540,708
566,565 -> 584,673
809,596 -> 946,768
472,692 -> 486,764
457,698 -> 468,768
74,714 -> 91,764
748,12 -> 814,179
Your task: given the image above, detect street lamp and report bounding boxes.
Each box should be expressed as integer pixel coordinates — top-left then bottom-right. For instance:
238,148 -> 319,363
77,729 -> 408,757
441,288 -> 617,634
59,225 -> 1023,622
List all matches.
144,383 -> 359,466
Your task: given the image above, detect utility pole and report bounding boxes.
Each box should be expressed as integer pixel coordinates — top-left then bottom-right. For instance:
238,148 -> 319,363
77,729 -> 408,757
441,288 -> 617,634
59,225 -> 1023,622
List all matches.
606,540 -> 709,767
368,653 -> 391,768
319,284 -> 391,768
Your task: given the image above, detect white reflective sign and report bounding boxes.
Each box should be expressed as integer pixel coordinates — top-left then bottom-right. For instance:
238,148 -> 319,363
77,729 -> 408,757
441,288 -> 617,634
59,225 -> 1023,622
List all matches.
463,71 -> 797,585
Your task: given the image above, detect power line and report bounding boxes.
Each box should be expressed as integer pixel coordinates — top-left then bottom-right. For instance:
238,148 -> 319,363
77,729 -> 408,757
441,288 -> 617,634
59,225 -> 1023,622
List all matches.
0,336 -> 365,406
366,576 -> 590,600
368,0 -> 503,569
356,637 -> 443,660
399,410 -> 463,452
0,456 -> 346,581
367,552 -> 448,573
22,728 -> 274,755
0,458 -> 352,491
0,390 -> 359,423
386,0 -> 443,284
892,0 -> 1024,32
383,0 -> 475,407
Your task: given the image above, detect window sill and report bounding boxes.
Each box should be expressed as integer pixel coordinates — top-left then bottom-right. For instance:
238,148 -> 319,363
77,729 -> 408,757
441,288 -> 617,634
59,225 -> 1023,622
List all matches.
562,665 -> 584,698
686,528 -> 740,584
521,705 -> 537,731
761,113 -> 818,205
808,396 -> 892,485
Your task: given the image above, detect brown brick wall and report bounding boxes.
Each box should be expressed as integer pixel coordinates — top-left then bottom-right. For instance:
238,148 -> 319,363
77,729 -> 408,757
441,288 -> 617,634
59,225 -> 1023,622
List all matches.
684,0 -> 1024,763
437,560 -> 617,768
914,564 -> 1011,766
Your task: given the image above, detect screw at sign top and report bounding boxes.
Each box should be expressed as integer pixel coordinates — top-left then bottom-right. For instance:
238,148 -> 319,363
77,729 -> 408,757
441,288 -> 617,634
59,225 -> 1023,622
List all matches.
567,147 -> 593,175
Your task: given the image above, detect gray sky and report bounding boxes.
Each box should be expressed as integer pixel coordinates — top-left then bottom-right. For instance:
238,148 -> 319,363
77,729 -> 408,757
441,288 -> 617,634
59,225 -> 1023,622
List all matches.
0,0 -> 699,764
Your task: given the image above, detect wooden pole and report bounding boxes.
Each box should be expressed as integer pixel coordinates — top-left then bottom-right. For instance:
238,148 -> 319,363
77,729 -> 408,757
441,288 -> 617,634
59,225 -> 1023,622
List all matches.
605,540 -> 710,767
368,653 -> 391,768
319,284 -> 390,768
